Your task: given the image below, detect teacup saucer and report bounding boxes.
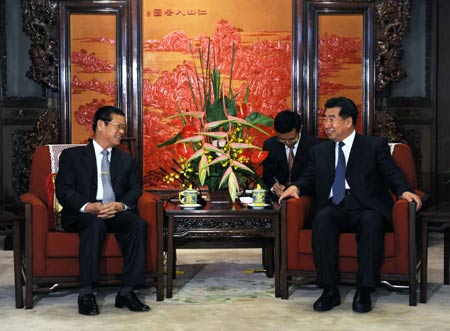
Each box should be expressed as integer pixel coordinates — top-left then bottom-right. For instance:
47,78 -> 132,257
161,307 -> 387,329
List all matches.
179,203 -> 202,209
248,203 -> 270,209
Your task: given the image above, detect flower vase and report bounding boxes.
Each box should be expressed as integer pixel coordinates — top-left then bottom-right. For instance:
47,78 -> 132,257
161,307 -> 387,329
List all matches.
209,188 -> 232,204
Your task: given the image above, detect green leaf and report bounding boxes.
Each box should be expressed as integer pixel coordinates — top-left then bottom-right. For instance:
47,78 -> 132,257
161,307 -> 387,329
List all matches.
229,142 -> 260,150
205,120 -> 230,130
218,166 -> 233,188
177,135 -> 204,143
228,171 -> 239,202
203,143 -> 225,154
198,131 -> 228,139
232,160 -> 254,174
244,112 -> 274,127
208,154 -> 230,167
186,149 -> 204,164
198,154 -> 209,185
157,132 -> 182,148
228,115 -> 270,135
168,111 -> 204,120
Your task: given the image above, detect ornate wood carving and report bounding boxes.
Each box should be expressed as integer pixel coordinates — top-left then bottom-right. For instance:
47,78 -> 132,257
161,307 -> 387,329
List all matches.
12,107 -> 59,197
375,0 -> 411,92
174,217 -> 274,237
21,0 -> 58,91
373,110 -> 405,143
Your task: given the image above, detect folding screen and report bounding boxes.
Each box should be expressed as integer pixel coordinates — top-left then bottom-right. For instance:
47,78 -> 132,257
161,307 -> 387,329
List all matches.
141,0 -> 293,189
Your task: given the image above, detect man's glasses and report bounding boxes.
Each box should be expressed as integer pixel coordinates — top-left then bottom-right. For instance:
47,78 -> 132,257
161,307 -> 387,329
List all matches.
277,135 -> 299,145
104,120 -> 127,132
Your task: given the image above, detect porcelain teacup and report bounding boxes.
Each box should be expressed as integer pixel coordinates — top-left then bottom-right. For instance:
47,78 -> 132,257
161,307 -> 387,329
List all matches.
252,186 -> 266,206
178,187 -> 198,205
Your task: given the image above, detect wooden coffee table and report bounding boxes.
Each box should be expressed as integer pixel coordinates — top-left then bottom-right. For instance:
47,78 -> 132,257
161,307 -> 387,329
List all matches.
161,200 -> 281,299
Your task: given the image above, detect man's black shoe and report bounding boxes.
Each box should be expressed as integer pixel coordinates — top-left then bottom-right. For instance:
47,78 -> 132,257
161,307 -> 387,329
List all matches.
78,293 -> 99,316
313,288 -> 341,312
352,288 -> 372,313
115,291 -> 150,312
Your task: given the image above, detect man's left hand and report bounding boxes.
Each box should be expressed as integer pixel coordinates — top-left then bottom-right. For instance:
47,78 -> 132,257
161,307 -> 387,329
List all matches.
97,202 -> 125,219
401,191 -> 423,211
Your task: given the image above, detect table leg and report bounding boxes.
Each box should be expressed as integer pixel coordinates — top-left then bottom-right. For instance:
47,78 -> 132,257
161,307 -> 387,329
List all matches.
13,219 -> 23,308
444,228 -> 450,285
420,219 -> 428,303
166,218 -> 174,299
274,218 -> 280,298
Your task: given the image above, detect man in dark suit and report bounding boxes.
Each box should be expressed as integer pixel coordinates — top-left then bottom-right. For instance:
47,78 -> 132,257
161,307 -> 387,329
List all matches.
262,110 -> 317,198
55,106 -> 150,316
279,97 -> 422,313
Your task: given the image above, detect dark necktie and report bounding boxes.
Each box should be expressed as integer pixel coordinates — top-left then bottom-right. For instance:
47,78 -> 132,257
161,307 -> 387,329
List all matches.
332,141 -> 346,204
288,146 -> 295,181
101,150 -> 115,204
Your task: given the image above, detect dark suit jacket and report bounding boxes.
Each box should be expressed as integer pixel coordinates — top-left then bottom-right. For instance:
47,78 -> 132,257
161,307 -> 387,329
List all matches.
55,142 -> 142,230
294,134 -> 411,223
262,133 -> 318,189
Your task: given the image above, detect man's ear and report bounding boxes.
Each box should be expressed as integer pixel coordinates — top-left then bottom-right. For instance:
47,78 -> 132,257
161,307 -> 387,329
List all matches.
97,119 -> 106,131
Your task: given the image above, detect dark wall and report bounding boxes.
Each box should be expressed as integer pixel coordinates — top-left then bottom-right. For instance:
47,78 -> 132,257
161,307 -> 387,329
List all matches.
435,0 -> 450,203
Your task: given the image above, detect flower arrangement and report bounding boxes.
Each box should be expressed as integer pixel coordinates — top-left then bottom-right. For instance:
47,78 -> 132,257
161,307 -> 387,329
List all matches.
158,42 -> 273,202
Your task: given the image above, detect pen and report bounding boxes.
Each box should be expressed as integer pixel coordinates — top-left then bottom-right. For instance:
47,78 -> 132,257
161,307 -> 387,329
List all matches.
273,177 -> 279,185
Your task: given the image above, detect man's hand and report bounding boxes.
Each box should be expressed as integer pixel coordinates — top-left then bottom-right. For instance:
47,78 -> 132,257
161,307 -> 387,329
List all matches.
86,202 -> 125,219
85,202 -> 104,214
401,191 -> 423,211
272,183 -> 286,197
278,185 -> 300,204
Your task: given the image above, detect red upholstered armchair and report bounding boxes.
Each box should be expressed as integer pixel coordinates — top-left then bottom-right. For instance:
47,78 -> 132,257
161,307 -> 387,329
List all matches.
20,145 -> 164,308
280,143 -> 425,306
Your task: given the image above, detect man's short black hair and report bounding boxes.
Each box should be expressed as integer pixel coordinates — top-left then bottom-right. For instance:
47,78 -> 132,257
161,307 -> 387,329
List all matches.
92,106 -> 125,132
274,110 -> 302,134
324,97 -> 358,126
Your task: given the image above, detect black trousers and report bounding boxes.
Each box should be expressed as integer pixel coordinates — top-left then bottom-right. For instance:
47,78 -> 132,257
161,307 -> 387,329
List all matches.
69,210 -> 147,288
312,192 -> 385,288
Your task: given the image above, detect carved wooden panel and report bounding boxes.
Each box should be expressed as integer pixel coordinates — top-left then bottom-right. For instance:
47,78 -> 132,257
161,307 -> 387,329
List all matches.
375,0 -> 411,92
21,0 -> 59,91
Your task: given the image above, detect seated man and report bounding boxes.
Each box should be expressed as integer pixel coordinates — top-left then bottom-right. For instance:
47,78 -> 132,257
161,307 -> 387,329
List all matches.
279,97 -> 422,313
55,106 -> 150,316
262,110 -> 317,197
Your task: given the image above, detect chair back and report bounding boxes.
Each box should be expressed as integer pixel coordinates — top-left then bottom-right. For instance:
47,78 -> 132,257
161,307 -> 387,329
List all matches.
29,145 -> 85,205
390,143 -> 418,189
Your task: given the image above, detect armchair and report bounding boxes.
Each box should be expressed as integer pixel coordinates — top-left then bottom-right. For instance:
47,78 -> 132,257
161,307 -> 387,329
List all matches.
280,143 -> 425,306
20,145 -> 164,308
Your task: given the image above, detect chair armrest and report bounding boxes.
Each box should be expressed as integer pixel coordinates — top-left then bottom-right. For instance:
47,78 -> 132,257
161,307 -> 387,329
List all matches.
392,199 -> 416,264
20,193 -> 50,236
137,191 -> 160,272
286,196 -> 313,231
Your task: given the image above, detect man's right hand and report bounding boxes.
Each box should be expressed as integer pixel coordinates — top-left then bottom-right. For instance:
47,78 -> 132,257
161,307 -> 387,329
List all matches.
278,185 -> 300,204
85,202 -> 104,214
272,183 -> 286,196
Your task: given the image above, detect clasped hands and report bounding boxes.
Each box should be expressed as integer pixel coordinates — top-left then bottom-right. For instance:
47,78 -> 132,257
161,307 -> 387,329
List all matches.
85,202 -> 125,219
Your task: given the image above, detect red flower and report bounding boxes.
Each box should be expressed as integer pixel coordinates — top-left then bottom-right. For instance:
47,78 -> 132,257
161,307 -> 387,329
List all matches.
249,150 -> 269,165
181,125 -> 198,138
176,143 -> 195,158
236,103 -> 249,118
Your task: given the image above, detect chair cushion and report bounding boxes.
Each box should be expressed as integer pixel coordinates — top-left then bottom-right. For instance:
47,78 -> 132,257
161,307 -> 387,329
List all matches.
46,232 -> 122,257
